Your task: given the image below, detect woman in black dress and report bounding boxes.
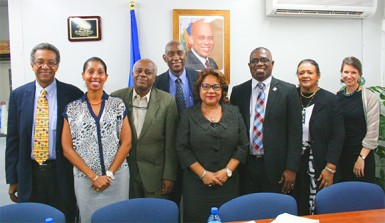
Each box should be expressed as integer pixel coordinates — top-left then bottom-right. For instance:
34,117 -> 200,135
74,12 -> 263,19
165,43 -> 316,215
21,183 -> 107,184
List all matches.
337,56 -> 379,183
293,59 -> 345,215
176,69 -> 248,222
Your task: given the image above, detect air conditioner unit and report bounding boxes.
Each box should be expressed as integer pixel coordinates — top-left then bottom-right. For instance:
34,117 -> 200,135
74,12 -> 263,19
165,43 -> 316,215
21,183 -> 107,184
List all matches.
266,0 -> 378,18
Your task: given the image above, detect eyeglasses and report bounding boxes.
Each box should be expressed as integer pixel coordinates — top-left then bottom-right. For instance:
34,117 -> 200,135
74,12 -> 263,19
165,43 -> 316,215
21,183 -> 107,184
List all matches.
33,61 -> 58,68
249,58 -> 271,64
201,83 -> 222,91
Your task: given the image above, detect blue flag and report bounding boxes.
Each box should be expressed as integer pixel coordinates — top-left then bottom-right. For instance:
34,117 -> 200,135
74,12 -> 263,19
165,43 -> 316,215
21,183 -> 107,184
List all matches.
129,8 -> 141,86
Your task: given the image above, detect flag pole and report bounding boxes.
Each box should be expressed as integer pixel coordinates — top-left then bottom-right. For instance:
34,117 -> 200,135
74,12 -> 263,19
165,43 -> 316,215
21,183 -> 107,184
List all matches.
128,1 -> 141,87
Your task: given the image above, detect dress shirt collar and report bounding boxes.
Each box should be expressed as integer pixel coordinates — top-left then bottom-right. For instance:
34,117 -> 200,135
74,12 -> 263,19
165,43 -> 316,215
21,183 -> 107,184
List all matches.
252,75 -> 272,90
133,88 -> 151,103
35,79 -> 56,98
191,48 -> 208,65
168,69 -> 188,85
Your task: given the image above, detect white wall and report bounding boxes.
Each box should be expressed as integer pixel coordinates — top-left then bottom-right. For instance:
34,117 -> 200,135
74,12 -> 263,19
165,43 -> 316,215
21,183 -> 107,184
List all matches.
8,0 -> 384,94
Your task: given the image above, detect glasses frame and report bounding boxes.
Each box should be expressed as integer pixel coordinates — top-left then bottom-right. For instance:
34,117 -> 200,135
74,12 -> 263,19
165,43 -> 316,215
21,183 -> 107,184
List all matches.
249,57 -> 271,65
33,61 -> 58,68
201,83 -> 222,91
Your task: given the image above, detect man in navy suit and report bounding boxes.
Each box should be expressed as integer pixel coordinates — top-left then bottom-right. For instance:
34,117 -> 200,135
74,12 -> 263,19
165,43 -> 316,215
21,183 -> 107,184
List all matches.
185,20 -> 219,71
230,47 -> 302,195
154,40 -> 198,207
155,40 -> 198,111
6,43 -> 83,222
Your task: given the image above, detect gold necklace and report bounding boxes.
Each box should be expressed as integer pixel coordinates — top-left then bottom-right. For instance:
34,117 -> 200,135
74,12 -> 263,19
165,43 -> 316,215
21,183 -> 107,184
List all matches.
203,104 -> 221,122
300,88 -> 319,99
87,99 -> 102,106
300,89 -> 318,124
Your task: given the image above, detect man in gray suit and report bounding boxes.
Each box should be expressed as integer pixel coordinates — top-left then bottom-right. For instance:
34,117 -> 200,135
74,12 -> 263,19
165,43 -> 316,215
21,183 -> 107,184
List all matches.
230,47 -> 302,195
111,59 -> 178,198
186,19 -> 219,70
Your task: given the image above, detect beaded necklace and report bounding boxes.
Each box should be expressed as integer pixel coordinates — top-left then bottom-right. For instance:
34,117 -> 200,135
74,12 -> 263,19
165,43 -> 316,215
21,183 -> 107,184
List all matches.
343,86 -> 360,97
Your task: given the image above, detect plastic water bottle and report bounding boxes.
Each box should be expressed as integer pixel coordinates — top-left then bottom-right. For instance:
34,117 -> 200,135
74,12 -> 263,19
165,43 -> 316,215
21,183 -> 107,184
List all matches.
207,207 -> 221,223
45,218 -> 53,223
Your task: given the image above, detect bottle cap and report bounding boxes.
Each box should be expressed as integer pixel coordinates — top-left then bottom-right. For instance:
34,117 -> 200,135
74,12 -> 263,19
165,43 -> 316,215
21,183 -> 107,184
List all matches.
45,218 -> 53,223
211,207 -> 218,214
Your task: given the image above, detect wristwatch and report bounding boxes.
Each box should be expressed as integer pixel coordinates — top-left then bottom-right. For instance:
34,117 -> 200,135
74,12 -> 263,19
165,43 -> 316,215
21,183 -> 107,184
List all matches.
225,167 -> 232,178
106,171 -> 115,180
359,154 -> 366,160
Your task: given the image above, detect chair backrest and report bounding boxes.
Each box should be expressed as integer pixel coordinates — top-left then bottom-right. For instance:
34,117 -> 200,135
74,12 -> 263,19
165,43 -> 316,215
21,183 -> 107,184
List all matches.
91,198 -> 178,223
218,192 -> 297,222
0,202 -> 66,223
315,181 -> 385,214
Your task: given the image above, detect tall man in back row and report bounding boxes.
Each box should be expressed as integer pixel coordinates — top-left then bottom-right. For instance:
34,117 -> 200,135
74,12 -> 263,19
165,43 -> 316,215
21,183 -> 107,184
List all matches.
230,47 -> 302,194
6,43 -> 83,222
155,40 -> 198,207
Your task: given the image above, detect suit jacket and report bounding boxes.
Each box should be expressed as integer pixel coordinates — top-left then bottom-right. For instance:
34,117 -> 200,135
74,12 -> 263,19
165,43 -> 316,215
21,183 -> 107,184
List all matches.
185,51 -> 218,71
154,68 -> 198,95
177,103 -> 249,173
111,87 -> 178,192
6,79 -> 83,202
302,88 -> 345,178
230,77 -> 302,184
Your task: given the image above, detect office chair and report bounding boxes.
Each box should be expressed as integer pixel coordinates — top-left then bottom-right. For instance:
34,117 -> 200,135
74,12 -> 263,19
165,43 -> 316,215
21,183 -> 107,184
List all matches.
91,198 -> 178,223
218,192 -> 297,221
315,181 -> 385,214
0,202 -> 66,223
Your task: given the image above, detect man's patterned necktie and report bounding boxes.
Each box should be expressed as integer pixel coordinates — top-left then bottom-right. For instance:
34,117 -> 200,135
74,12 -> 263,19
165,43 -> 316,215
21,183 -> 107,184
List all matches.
33,89 -> 49,165
252,83 -> 265,155
175,78 -> 186,112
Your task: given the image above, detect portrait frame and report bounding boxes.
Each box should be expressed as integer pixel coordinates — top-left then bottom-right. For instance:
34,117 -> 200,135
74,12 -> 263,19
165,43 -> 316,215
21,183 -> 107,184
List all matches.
173,9 -> 230,82
67,16 -> 102,42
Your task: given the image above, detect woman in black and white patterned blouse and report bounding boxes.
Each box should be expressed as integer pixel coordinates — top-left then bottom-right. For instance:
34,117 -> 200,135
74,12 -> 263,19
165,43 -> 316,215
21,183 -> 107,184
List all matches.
62,57 -> 132,223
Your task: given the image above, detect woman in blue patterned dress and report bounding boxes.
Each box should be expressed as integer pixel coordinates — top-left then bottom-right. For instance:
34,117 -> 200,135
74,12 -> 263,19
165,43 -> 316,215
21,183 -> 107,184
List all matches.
62,57 -> 132,223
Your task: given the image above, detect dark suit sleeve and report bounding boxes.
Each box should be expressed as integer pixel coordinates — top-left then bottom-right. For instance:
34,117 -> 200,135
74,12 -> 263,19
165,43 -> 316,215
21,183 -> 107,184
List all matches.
162,97 -> 178,181
230,86 -> 237,105
232,108 -> 249,164
6,91 -> 19,184
324,96 -> 345,166
285,85 -> 303,172
176,110 -> 198,169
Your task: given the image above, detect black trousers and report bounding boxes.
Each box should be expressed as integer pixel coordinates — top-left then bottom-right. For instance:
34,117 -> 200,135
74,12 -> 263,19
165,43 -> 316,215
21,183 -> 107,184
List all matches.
29,161 -> 77,223
244,155 -> 282,194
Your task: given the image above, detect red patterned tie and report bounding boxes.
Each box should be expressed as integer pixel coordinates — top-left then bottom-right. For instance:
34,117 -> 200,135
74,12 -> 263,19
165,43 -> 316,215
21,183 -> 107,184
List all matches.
33,89 -> 49,165
205,59 -> 211,68
252,83 -> 265,155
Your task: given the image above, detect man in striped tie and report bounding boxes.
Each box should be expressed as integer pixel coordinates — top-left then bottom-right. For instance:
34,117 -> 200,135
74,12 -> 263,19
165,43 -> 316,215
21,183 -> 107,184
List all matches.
230,47 -> 302,195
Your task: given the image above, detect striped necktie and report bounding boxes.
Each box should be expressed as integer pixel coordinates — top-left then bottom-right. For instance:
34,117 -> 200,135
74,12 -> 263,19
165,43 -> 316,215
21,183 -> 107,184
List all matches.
33,89 -> 49,165
252,83 -> 265,155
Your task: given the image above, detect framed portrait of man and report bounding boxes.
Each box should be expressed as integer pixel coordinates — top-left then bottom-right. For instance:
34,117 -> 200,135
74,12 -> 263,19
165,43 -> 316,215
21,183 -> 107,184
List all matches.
173,9 -> 230,82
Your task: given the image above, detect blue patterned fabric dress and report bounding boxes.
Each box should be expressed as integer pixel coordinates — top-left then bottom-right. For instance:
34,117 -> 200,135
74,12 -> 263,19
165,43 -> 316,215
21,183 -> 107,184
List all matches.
63,92 -> 130,223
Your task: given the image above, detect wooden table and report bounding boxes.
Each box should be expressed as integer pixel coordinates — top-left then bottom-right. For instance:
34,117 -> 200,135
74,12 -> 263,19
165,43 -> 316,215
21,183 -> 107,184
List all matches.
254,208 -> 385,223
